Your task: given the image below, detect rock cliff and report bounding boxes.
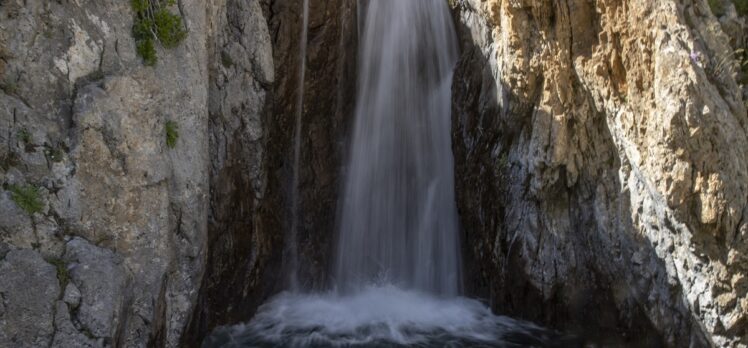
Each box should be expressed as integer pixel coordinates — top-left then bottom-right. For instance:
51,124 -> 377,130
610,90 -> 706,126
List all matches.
1,0 -> 209,346
0,0 -> 353,346
451,0 -> 748,346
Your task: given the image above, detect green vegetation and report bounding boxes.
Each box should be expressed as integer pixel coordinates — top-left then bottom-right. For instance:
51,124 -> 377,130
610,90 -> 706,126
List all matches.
9,184 -> 43,215
136,39 -> 157,66
46,258 -> 70,289
709,0 -> 748,16
131,0 -> 187,65
0,81 -> 17,95
165,120 -> 179,149
709,0 -> 726,16
735,0 -> 748,16
46,147 -> 64,163
221,51 -> 234,68
497,153 -> 509,171
737,48 -> 748,84
708,48 -> 748,82
17,128 -> 30,144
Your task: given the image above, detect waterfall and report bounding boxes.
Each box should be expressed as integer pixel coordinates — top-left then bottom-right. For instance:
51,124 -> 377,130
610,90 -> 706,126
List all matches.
204,2 -> 565,346
335,0 -> 461,295
288,0 -> 309,292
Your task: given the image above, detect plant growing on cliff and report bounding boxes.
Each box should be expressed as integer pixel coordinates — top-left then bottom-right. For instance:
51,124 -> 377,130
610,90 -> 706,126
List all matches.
8,184 -> 43,215
735,0 -> 748,16
131,0 -> 187,66
17,128 -> 30,144
46,257 -> 70,289
44,146 -> 65,163
709,0 -> 748,16
708,48 -> 748,83
165,120 -> 179,149
709,0 -> 727,16
737,47 -> 748,83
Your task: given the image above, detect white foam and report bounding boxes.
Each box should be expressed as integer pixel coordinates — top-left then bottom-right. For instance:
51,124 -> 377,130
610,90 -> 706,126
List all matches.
206,285 -> 554,347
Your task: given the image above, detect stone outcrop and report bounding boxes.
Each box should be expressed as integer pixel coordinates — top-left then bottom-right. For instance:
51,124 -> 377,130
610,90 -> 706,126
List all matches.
182,0 -> 356,344
1,0 -> 209,346
264,0 -> 357,291
1,0 -> 355,345
451,0 -> 748,346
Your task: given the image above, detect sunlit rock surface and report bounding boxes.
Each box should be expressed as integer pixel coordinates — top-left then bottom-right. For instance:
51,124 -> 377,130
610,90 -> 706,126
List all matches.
451,0 -> 748,346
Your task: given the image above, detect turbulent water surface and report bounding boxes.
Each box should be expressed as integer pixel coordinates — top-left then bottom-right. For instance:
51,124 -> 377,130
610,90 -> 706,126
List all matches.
203,285 -> 577,348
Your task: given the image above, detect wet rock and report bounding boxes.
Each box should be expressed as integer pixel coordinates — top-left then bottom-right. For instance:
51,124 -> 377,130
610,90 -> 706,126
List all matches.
184,0 -> 358,344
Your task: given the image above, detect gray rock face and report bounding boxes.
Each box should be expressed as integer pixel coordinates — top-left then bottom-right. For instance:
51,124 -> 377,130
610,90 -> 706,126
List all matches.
183,0 -> 358,343
64,238 -> 127,342
0,249 -> 59,347
51,301 -> 99,348
183,0 -> 277,340
450,0 -> 748,347
0,0 -> 209,346
2,0 -> 355,346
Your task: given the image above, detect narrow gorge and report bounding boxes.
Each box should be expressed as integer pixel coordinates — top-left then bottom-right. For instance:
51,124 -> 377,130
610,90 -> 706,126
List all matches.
0,0 -> 746,347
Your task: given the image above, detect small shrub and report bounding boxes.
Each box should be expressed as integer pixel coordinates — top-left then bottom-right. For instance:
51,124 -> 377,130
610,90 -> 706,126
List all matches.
165,120 -> 179,149
221,51 -> 234,68
46,257 -> 70,289
708,48 -> 747,82
17,128 -> 30,143
154,9 -> 187,48
137,39 -> 157,66
497,153 -> 509,171
734,0 -> 748,16
1,81 -> 17,95
9,184 -> 43,215
131,0 -> 187,65
45,146 -> 64,163
709,0 -> 726,16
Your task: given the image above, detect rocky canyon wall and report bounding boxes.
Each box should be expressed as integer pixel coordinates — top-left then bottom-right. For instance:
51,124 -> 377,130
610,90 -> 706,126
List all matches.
4,0 -> 747,347
0,0 -> 209,346
184,0 -> 356,343
451,0 -> 748,347
0,0 -> 355,347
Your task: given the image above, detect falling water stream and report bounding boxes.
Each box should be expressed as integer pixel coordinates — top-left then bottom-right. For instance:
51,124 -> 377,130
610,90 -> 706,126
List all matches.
335,0 -> 461,296
287,0 -> 310,292
205,1 -> 572,347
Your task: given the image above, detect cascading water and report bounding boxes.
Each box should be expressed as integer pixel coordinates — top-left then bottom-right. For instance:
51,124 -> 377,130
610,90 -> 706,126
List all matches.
287,0 -> 310,292
204,1 -> 572,347
334,0 -> 461,296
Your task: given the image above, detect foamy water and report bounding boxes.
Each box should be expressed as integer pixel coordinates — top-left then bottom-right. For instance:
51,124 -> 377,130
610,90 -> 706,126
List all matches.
203,285 -> 575,347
